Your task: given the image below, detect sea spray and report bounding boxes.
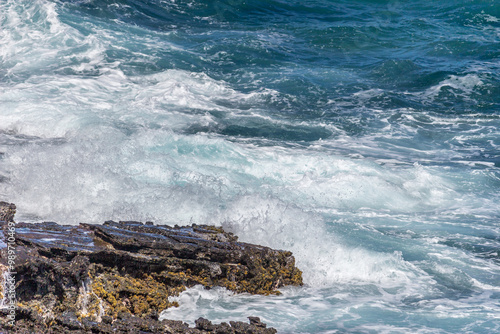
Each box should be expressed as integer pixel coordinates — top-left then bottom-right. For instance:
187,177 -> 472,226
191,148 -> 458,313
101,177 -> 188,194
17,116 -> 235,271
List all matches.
1,0 -> 499,332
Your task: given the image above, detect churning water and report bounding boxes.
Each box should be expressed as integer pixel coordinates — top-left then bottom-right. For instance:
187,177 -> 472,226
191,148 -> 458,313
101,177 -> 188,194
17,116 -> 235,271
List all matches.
1,0 -> 499,332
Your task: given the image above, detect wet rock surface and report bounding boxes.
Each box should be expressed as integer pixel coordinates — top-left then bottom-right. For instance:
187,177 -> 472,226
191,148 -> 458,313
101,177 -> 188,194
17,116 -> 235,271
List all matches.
0,202 -> 301,333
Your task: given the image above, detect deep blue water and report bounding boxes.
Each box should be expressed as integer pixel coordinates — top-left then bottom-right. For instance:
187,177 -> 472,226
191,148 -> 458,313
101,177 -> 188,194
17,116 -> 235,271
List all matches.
1,0 -> 499,332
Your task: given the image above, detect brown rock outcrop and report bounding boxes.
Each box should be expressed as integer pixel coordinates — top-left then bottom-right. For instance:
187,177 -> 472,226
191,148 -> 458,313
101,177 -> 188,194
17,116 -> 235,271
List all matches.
0,202 -> 302,333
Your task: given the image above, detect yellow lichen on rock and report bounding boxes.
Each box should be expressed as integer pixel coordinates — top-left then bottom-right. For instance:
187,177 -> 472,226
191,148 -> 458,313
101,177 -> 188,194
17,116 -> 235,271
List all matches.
89,268 -> 186,318
0,264 -> 6,302
2,217 -> 303,331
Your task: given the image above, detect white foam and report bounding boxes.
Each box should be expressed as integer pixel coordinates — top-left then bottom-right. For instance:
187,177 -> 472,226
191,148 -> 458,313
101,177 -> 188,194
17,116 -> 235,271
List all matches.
421,74 -> 484,100
0,1 -> 488,233
476,12 -> 500,23
483,14 -> 500,23
0,120 -> 466,296
0,1 -> 499,333
0,0 -> 86,76
159,285 -> 313,331
215,195 -> 434,292
352,88 -> 385,100
132,70 -> 267,113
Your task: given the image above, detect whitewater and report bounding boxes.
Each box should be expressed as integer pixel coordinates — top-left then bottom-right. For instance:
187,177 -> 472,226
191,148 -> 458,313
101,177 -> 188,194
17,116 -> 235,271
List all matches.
1,0 -> 499,332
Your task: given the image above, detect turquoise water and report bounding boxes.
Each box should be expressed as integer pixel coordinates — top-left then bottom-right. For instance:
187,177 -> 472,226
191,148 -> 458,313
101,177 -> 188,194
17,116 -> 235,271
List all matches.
1,0 -> 499,332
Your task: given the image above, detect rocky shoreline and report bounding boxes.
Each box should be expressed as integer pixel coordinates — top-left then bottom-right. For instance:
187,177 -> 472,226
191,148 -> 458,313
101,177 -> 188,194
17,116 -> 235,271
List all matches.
0,202 -> 303,333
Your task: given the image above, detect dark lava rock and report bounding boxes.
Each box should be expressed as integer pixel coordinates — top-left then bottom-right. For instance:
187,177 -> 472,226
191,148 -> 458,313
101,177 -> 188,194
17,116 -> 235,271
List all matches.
0,201 -> 15,223
0,202 -> 300,333
6,311 -> 277,334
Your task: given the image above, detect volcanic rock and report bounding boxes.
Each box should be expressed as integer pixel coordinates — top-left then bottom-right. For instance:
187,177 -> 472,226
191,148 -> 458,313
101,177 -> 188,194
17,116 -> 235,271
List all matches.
0,202 -> 302,333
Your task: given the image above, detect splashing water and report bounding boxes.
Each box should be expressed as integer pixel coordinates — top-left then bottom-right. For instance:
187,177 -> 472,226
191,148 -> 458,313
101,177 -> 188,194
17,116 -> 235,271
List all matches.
1,0 -> 499,332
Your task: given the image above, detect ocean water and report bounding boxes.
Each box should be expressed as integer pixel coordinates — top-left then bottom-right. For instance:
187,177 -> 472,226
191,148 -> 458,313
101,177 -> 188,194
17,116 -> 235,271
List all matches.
1,0 -> 499,332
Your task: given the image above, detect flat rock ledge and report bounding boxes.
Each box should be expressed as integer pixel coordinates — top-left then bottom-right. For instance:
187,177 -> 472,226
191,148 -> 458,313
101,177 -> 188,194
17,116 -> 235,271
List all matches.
0,202 -> 303,333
